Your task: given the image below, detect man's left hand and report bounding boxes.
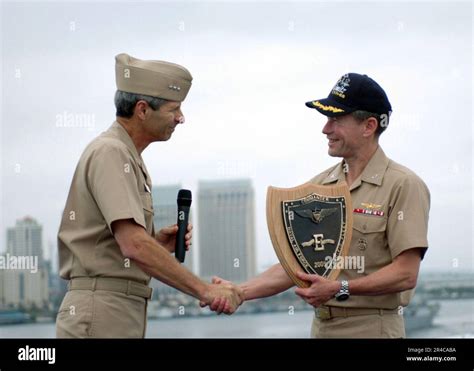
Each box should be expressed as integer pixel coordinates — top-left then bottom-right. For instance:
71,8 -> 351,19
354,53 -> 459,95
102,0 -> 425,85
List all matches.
156,223 -> 193,253
294,271 -> 340,307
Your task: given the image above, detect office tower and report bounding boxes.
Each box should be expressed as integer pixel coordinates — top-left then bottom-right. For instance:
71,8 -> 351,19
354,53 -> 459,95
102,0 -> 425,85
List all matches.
2,217 -> 49,308
7,216 -> 44,264
198,179 -> 256,283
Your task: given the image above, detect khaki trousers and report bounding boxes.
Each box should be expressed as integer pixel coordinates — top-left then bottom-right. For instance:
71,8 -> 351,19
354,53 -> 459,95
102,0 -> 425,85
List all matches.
56,290 -> 148,338
311,312 -> 406,338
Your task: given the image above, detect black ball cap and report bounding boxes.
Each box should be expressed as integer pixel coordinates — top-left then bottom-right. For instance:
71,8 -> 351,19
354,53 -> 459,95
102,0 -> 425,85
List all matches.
177,189 -> 192,206
305,73 -> 392,118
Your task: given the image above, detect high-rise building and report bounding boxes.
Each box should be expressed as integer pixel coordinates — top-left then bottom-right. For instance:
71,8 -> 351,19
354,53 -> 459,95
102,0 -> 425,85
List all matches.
7,216 -> 44,264
198,179 -> 256,283
150,184 -> 194,298
1,269 -> 49,309
2,217 -> 49,309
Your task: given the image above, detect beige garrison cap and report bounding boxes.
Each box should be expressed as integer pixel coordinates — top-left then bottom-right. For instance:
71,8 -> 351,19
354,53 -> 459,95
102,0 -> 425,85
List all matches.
115,53 -> 192,102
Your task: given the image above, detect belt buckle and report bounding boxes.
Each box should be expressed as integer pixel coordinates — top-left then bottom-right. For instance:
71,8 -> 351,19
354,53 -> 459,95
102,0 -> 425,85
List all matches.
316,306 -> 331,320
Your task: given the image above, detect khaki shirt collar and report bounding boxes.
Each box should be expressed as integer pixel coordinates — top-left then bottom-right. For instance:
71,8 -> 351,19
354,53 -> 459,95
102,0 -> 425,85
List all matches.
109,121 -> 153,189
360,146 -> 389,186
109,121 -> 143,167
321,146 -> 389,187
321,163 -> 345,185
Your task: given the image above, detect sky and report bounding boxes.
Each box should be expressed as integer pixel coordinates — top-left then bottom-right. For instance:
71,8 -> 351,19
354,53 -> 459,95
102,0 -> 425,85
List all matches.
0,0 -> 473,274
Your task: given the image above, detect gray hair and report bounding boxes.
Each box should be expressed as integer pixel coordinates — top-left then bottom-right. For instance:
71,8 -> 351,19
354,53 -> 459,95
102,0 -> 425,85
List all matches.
114,90 -> 168,118
351,110 -> 385,136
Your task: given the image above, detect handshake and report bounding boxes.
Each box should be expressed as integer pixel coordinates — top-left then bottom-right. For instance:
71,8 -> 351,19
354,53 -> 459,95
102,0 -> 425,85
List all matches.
158,224 -> 244,315
199,276 -> 244,315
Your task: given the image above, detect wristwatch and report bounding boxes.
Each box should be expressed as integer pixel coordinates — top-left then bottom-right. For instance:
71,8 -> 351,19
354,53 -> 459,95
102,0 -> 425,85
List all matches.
335,280 -> 350,301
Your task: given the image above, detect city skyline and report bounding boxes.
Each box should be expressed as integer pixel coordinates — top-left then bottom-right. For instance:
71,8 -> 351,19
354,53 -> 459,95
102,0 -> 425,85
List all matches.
1,169 -> 473,275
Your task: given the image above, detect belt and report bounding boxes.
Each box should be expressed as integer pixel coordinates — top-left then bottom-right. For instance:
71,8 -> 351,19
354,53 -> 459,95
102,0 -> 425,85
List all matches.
68,277 -> 153,300
314,305 -> 400,320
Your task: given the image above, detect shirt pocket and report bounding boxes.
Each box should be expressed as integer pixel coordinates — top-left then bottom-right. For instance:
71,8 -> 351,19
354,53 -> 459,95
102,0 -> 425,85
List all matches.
353,214 -> 387,234
352,214 -> 390,271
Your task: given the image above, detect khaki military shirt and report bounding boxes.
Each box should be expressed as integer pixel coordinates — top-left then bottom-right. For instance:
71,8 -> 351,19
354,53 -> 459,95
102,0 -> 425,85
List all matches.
58,122 -> 155,284
310,146 -> 430,309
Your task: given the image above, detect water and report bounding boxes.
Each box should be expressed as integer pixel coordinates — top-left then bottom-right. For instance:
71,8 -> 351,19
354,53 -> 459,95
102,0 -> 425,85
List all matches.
146,310 -> 314,338
407,298 -> 474,338
1,299 -> 472,338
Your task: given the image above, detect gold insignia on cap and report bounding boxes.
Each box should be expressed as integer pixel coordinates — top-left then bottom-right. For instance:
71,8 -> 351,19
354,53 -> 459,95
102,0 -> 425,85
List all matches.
312,101 -> 344,113
115,53 -> 192,102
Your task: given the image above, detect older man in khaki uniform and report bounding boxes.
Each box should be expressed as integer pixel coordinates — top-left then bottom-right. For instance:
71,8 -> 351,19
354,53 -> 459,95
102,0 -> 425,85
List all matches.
56,53 -> 243,338
210,73 -> 430,338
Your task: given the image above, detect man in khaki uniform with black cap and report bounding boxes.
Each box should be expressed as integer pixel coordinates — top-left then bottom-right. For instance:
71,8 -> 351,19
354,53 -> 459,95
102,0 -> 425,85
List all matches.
210,73 -> 430,338
57,53 -> 243,338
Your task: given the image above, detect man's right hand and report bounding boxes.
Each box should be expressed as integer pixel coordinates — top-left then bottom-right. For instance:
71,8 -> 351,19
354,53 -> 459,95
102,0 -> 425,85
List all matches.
200,278 -> 244,315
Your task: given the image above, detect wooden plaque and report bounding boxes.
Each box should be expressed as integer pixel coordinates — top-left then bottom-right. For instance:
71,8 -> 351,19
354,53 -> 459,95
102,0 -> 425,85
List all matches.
266,182 -> 353,288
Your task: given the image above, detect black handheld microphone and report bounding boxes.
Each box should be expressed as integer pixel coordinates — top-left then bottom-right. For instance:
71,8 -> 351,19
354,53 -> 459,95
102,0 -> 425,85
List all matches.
175,189 -> 192,263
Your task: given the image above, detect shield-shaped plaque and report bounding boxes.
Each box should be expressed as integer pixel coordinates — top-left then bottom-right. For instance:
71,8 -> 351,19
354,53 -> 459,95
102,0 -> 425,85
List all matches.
266,182 -> 352,288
